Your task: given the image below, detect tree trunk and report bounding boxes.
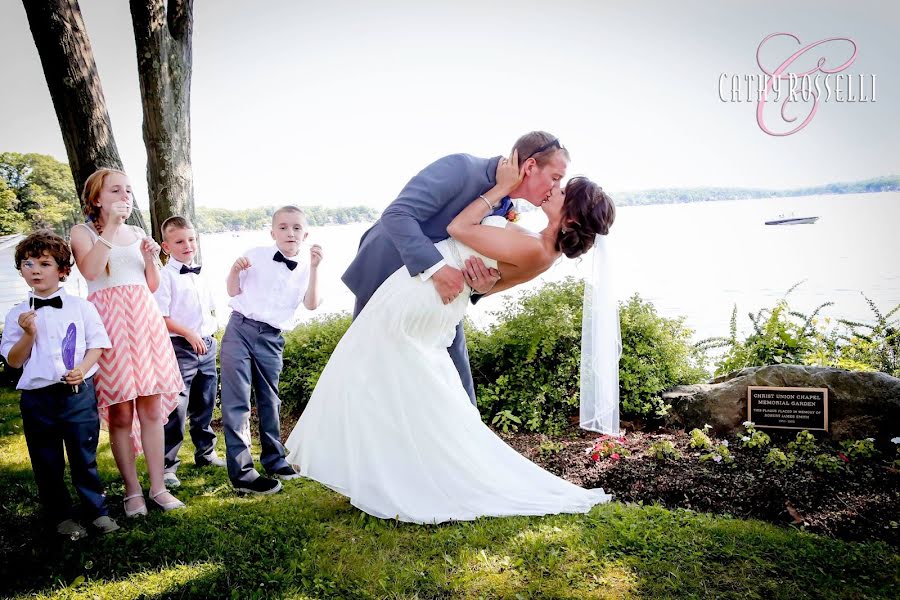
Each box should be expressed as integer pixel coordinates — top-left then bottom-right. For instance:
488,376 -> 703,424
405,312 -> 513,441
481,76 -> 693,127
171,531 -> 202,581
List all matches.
130,0 -> 195,244
22,0 -> 148,231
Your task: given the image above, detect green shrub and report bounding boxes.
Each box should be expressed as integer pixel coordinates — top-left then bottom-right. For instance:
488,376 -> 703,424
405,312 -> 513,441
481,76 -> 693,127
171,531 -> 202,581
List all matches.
840,438 -> 877,461
699,285 -> 899,377
469,279 -> 707,434
808,453 -> 844,474
765,448 -> 797,471
892,441 -> 900,468
538,439 -> 564,456
739,422 -> 771,449
618,294 -> 708,418
699,443 -> 733,465
490,409 -> 522,433
702,282 -> 831,376
279,312 -> 352,417
787,430 -> 817,456
649,439 -> 679,461
814,296 -> 900,377
467,279 -> 584,434
689,427 -> 713,450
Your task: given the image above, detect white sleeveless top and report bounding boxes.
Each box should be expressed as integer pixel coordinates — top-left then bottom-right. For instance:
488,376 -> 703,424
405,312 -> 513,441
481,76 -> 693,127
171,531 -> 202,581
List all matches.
75,223 -> 149,294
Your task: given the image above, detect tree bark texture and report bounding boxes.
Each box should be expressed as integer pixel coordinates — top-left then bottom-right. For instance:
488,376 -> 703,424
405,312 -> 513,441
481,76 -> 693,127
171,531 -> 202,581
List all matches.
130,0 -> 195,244
22,0 -> 148,231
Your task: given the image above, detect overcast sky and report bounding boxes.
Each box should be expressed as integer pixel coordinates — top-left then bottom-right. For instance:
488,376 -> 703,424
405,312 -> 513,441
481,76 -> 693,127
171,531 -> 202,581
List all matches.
1,0 -> 897,210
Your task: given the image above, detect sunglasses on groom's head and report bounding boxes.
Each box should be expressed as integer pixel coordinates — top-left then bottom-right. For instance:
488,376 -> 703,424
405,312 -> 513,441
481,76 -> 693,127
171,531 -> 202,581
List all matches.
523,138 -> 564,163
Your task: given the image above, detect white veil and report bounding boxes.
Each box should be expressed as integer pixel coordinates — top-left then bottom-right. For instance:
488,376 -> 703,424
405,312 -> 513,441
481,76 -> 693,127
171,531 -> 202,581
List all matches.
579,234 -> 622,434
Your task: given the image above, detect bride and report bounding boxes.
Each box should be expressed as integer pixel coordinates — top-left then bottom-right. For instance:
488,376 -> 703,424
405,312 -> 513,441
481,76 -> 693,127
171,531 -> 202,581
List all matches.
284,153 -> 617,524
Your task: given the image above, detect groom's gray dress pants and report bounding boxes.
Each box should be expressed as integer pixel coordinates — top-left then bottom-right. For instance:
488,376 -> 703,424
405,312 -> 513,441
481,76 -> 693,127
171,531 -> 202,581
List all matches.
353,295 -> 477,407
220,312 -> 292,485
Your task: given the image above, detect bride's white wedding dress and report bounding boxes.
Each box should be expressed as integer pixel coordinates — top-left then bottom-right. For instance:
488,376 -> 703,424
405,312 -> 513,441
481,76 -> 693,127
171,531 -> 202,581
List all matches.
284,216 -> 611,523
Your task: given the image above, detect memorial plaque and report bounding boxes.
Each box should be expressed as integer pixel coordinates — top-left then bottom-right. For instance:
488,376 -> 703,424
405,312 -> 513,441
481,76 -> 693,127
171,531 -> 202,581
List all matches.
747,386 -> 828,431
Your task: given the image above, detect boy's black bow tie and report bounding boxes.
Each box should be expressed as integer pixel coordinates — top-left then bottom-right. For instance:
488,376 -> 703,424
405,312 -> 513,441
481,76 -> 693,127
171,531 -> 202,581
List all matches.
179,265 -> 202,275
32,296 -> 63,310
273,251 -> 298,271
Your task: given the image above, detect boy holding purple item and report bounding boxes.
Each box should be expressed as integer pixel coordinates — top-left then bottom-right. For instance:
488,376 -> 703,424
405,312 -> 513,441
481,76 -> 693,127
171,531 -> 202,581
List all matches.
0,231 -> 119,538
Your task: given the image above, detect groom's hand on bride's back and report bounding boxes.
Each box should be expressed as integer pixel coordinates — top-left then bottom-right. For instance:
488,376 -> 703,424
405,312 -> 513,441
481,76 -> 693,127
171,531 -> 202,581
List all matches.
432,266 -> 465,304
463,257 -> 500,295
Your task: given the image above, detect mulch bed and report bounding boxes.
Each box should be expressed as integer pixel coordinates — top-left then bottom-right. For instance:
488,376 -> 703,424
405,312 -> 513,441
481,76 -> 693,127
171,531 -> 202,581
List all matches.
262,412 -> 899,545
500,427 -> 900,547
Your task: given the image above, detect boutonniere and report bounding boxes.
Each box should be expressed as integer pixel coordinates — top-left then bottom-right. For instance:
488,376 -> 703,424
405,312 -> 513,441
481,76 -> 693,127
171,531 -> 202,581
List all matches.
505,206 -> 519,222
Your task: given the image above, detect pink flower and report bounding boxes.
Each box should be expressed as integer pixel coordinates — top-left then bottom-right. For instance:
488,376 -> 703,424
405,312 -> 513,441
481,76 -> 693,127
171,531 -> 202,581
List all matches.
838,453 -> 849,463
611,453 -> 621,461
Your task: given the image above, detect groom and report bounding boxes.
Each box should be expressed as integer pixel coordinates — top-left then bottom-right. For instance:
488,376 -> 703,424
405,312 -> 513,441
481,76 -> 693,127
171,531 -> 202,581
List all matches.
342,131 -> 570,406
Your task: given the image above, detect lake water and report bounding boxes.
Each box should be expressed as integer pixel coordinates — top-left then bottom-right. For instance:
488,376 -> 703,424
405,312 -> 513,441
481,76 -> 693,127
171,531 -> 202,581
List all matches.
22,192 -> 900,342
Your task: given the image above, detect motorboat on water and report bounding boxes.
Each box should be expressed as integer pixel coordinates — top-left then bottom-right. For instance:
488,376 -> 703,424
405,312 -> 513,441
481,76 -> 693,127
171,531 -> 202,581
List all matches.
765,215 -> 819,225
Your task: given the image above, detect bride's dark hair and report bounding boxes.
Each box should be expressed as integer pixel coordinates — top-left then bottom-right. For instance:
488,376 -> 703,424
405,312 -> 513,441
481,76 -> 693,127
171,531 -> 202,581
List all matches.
555,176 -> 616,259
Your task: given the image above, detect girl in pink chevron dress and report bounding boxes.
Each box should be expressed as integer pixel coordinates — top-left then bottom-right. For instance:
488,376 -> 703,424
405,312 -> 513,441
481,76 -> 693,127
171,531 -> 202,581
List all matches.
70,168 -> 185,516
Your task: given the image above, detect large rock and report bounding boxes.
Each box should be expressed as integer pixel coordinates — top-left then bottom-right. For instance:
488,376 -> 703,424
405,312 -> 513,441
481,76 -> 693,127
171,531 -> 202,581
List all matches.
662,365 -> 900,441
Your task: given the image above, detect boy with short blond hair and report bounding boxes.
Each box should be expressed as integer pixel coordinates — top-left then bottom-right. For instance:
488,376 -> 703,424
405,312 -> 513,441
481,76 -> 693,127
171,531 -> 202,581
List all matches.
220,206 -> 323,494
154,216 -> 224,489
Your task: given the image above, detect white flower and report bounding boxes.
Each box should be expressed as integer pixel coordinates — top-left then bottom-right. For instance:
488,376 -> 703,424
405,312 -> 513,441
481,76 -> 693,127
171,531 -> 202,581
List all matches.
741,436 -> 751,442
891,437 -> 900,444
743,421 -> 753,427
713,454 -> 723,463
866,438 -> 875,442
703,423 -> 711,431
721,440 -> 729,447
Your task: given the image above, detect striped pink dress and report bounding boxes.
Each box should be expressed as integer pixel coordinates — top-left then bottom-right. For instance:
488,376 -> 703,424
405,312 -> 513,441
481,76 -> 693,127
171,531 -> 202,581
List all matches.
76,223 -> 183,454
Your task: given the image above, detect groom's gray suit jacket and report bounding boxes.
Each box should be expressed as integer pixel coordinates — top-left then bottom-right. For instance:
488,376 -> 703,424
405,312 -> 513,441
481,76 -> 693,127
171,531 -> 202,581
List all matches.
342,153 -> 502,405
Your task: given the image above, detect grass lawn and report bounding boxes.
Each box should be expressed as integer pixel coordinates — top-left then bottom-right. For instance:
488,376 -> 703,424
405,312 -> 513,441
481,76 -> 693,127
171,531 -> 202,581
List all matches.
0,386 -> 897,599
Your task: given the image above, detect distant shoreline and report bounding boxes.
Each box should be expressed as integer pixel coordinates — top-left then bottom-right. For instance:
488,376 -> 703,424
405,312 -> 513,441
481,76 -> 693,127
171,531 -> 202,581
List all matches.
612,176 -> 898,207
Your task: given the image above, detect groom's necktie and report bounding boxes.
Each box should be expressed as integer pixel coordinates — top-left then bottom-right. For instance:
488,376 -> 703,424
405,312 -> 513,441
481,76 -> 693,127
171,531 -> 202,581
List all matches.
273,251 -> 298,271
490,196 -> 512,218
